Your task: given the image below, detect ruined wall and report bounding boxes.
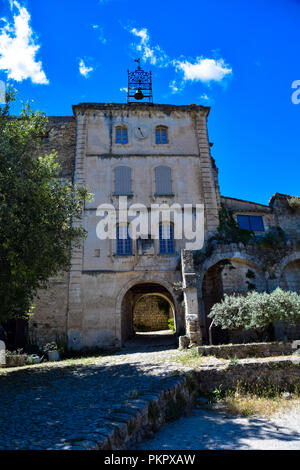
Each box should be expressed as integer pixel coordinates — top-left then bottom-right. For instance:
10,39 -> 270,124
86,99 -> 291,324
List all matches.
270,194 -> 300,243
42,116 -> 76,178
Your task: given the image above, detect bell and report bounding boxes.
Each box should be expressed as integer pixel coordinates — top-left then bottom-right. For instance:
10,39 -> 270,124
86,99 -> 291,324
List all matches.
134,88 -> 144,100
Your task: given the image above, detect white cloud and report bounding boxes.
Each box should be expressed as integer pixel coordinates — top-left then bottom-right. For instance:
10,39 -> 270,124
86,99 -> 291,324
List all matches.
129,27 -> 168,67
174,57 -> 232,84
169,79 -> 183,94
92,24 -> 107,44
0,1 -> 49,84
79,59 -> 94,78
200,93 -> 209,101
120,87 -> 128,93
126,26 -> 233,94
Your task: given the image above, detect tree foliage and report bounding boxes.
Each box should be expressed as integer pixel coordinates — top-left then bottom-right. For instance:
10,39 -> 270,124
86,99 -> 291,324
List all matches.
0,89 -> 91,323
208,288 -> 300,335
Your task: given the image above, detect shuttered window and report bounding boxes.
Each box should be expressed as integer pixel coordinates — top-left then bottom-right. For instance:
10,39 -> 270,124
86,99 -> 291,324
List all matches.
116,126 -> 128,144
117,225 -> 132,255
156,126 -> 168,144
155,166 -> 172,195
237,215 -> 265,232
114,166 -> 132,195
159,224 -> 174,254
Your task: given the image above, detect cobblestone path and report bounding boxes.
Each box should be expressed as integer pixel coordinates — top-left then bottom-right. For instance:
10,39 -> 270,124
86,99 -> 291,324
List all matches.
0,336 -> 195,450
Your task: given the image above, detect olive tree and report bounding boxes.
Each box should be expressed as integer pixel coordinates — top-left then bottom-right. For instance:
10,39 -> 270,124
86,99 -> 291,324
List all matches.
208,288 -> 300,341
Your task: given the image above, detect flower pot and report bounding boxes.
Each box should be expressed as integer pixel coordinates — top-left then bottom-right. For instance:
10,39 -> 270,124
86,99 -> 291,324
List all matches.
48,350 -> 60,362
6,355 -> 27,367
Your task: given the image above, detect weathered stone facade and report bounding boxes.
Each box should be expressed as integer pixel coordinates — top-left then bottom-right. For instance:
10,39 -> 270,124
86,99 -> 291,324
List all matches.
30,102 -> 300,349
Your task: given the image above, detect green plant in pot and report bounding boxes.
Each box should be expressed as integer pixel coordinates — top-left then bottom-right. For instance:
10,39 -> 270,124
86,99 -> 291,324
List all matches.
43,342 -> 60,362
5,349 -> 28,367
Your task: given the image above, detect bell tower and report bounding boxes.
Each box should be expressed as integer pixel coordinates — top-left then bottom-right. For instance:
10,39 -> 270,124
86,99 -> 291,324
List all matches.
127,59 -> 153,103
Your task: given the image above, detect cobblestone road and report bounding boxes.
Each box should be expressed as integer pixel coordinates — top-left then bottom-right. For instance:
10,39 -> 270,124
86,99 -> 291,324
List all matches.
0,335 -> 192,450
1,335 -> 299,450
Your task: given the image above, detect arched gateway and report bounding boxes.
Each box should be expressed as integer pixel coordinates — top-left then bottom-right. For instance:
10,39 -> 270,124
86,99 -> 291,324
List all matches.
116,279 -> 183,345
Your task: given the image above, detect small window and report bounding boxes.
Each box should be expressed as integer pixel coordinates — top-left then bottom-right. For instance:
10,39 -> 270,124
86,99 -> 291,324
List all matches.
156,126 -> 168,144
114,166 -> 132,195
237,215 -> 265,232
155,166 -> 173,195
116,224 -> 132,255
159,224 -> 174,254
115,126 -> 128,144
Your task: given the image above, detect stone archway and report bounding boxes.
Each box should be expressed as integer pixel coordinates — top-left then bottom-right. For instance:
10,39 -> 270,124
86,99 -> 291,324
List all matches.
200,251 -> 266,344
278,252 -> 300,293
116,279 -> 181,345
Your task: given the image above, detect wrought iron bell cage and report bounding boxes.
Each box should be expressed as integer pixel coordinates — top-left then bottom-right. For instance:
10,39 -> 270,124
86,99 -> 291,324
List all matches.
127,59 -> 153,103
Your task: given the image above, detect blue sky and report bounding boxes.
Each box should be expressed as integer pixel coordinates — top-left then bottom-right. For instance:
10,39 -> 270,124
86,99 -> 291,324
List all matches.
0,0 -> 299,205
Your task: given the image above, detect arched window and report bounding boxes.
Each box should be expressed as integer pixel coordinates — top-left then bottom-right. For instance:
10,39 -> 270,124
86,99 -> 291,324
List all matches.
114,166 -> 132,195
155,126 -> 168,144
159,223 -> 174,254
115,126 -> 128,144
117,224 -> 132,255
155,166 -> 172,195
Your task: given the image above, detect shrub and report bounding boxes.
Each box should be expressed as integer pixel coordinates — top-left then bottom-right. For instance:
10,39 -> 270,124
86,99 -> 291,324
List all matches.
209,288 -> 300,337
288,197 -> 300,211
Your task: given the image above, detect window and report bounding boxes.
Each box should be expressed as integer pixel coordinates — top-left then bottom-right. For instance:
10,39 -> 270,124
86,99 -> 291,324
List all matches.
237,215 -> 265,232
155,166 -> 173,195
155,126 -> 168,144
159,224 -> 174,254
114,166 -> 132,195
115,126 -> 128,144
116,224 -> 132,255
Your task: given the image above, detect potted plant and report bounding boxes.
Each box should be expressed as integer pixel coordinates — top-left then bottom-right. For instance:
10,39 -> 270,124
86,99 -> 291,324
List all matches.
43,342 -> 60,362
5,349 -> 28,367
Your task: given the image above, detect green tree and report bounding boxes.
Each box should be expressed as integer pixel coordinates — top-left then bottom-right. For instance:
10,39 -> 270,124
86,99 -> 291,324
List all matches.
0,89 -> 91,323
208,288 -> 300,341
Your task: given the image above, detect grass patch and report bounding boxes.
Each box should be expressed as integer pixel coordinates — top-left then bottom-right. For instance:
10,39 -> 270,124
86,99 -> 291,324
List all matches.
222,393 -> 300,418
163,347 -> 205,367
210,382 -> 300,418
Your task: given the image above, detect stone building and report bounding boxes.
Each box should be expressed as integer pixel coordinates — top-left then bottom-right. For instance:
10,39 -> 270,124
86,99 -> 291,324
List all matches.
30,98 -> 300,349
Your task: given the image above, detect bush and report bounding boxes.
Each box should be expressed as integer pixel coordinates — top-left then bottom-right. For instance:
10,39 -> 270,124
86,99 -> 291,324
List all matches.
288,197 -> 300,211
209,288 -> 300,336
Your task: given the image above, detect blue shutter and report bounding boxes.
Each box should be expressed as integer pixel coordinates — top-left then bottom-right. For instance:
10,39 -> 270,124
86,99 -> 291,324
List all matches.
114,166 -> 132,195
159,224 -> 174,254
250,216 -> 264,231
237,215 -> 250,230
117,225 -> 132,254
155,166 -> 172,195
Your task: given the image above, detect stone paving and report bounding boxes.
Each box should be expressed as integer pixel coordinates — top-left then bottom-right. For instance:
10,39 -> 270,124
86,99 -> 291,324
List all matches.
133,404 -> 300,450
0,335 -> 199,450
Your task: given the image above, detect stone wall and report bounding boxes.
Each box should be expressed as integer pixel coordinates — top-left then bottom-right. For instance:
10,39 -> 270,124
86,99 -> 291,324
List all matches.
30,273 -> 69,346
197,341 -> 293,359
42,116 -> 76,179
133,295 -> 172,332
30,117 -> 75,346
194,357 -> 300,395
